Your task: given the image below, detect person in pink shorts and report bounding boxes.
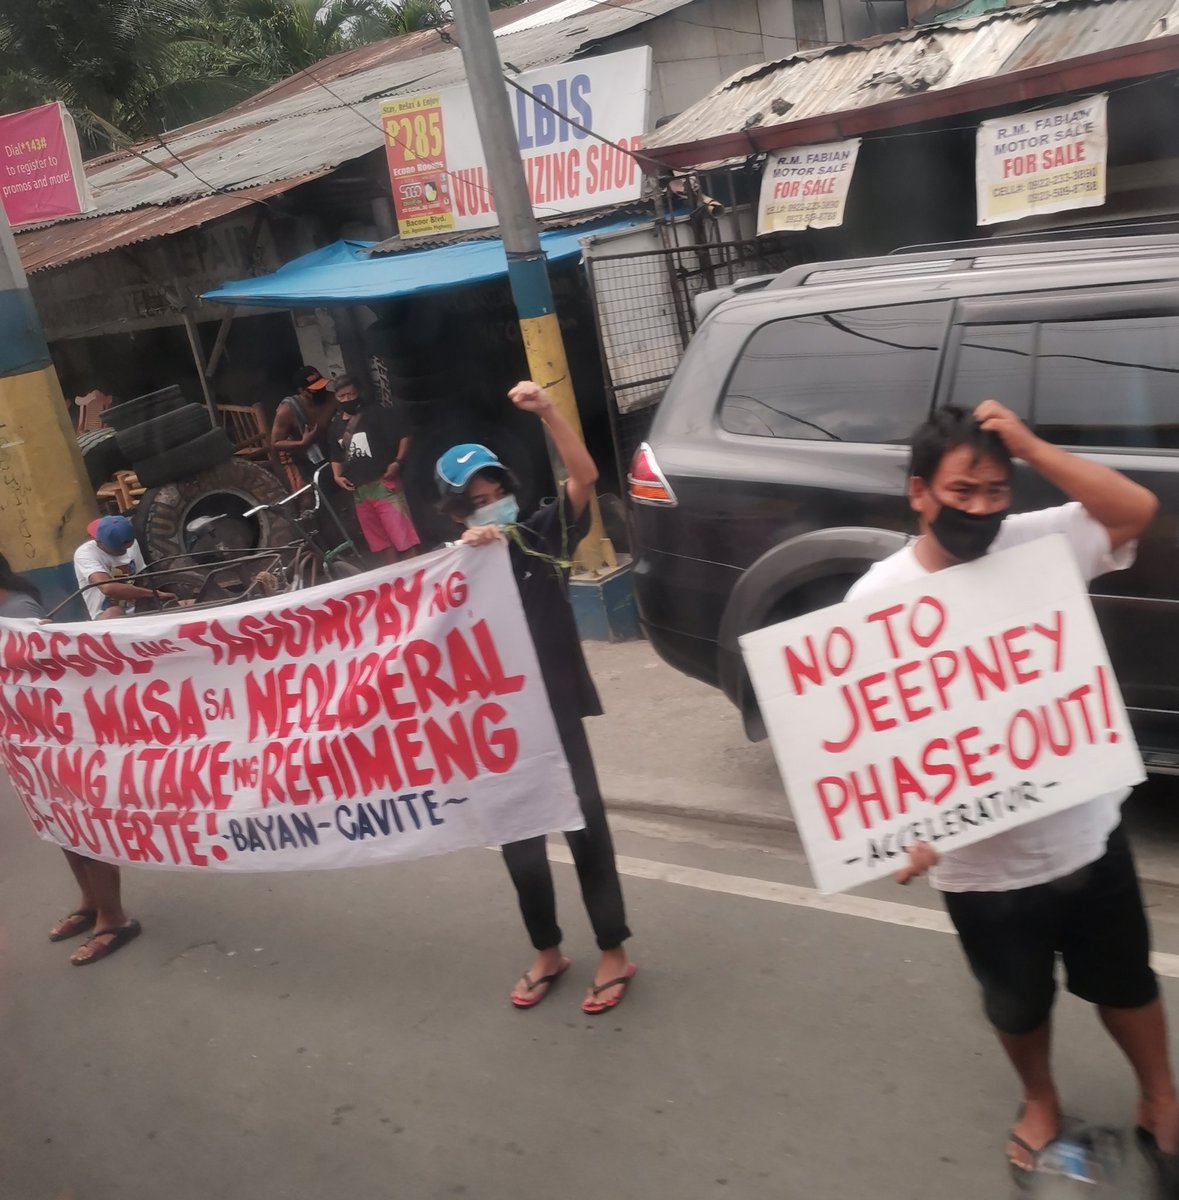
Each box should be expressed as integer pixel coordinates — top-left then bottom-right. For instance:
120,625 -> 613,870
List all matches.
329,376 -> 421,564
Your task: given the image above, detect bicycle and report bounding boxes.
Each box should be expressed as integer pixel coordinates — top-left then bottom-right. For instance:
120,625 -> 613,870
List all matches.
190,462 -> 366,593
47,466 -> 367,619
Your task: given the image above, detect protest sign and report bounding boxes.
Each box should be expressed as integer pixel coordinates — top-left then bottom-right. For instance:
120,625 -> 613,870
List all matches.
740,537 -> 1143,894
976,95 -> 1107,226
0,101 -> 92,226
757,139 -> 861,234
0,543 -> 582,872
381,46 -> 651,237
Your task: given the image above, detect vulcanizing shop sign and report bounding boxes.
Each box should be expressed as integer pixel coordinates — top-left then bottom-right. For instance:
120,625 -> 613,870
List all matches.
740,537 -> 1143,895
757,139 -> 861,235
0,544 -> 583,872
381,46 -> 652,238
976,94 -> 1108,226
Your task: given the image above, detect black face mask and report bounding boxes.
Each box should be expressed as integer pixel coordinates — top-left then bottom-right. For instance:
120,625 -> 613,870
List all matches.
930,504 -> 1007,562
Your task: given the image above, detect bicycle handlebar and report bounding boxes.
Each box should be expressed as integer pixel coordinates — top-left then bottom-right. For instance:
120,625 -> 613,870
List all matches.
243,462 -> 331,518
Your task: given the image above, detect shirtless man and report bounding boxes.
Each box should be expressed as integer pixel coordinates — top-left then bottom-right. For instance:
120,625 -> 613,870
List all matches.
271,366 -> 338,483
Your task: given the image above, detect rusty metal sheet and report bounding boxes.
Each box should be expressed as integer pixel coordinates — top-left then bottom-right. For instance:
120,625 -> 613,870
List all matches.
14,175 -> 326,274
19,0 -> 694,271
645,0 -> 1179,155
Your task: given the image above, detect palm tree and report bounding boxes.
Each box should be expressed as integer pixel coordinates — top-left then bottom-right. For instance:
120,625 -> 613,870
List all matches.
0,0 -> 519,154
196,0 -> 444,79
0,0 -> 255,151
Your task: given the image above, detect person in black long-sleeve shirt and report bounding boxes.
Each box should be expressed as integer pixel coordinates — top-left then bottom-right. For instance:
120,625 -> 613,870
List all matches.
435,381 -> 634,1014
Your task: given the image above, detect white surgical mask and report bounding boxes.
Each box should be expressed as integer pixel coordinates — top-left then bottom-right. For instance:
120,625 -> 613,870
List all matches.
466,495 -> 520,528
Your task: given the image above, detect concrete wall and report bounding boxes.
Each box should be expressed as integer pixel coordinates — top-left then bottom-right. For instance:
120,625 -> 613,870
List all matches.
605,0 -> 906,127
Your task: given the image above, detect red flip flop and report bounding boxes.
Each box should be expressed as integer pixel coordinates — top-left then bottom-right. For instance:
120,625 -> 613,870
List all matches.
511,957 -> 570,1009
49,909 -> 97,942
581,963 -> 637,1015
70,919 -> 141,966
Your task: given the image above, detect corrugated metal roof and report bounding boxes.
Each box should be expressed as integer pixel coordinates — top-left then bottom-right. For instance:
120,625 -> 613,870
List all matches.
644,0 -> 1179,155
365,201 -> 653,254
15,175 -> 327,273
14,0 -> 693,273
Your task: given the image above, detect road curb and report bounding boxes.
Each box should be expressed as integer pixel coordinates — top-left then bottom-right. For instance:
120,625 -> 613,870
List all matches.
606,794 -> 1179,893
605,793 -> 792,833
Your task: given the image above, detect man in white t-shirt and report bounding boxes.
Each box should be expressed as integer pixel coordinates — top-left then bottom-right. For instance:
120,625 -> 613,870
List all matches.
847,400 -> 1177,1188
73,515 -> 173,619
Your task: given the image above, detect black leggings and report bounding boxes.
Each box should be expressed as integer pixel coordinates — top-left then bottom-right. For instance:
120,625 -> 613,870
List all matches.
501,718 -> 631,951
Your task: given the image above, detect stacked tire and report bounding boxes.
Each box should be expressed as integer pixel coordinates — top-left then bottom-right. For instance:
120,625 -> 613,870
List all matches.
77,428 -> 131,490
102,385 -> 234,488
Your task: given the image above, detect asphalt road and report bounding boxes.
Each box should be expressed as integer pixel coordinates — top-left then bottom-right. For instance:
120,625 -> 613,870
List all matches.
5,778 -> 1179,1200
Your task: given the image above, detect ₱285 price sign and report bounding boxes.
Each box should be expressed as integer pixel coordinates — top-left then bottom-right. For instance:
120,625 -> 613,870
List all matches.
380,93 -> 456,237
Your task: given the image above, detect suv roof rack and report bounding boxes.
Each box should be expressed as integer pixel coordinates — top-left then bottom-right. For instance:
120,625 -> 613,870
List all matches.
764,227 -> 1179,292
891,218 -> 1179,256
693,273 -> 778,323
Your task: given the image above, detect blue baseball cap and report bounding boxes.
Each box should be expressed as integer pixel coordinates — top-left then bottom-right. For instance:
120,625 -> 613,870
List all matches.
435,444 -> 507,496
89,514 -> 135,550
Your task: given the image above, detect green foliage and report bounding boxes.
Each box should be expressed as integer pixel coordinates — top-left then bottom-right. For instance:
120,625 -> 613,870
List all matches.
0,0 -> 502,156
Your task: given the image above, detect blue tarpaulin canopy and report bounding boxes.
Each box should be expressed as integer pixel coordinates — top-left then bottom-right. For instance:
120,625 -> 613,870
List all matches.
202,218 -> 643,307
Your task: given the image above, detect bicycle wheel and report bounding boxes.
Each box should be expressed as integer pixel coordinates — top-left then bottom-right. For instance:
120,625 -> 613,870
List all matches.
325,558 -> 364,581
288,549 -> 321,593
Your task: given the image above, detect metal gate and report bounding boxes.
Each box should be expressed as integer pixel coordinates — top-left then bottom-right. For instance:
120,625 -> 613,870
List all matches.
586,234 -> 802,484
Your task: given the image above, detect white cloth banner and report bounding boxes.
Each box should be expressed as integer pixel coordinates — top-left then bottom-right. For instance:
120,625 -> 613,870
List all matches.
976,95 -> 1107,226
381,46 -> 652,237
757,139 -> 861,235
740,537 -> 1143,894
0,544 -> 583,872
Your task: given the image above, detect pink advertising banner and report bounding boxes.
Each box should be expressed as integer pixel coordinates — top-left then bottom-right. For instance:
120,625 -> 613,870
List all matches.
0,102 -> 91,226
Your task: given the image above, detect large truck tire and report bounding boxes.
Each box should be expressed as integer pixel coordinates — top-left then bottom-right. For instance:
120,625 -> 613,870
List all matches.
101,385 -> 187,431
76,429 -> 131,490
115,404 -> 213,461
135,457 -> 297,569
133,429 -> 235,488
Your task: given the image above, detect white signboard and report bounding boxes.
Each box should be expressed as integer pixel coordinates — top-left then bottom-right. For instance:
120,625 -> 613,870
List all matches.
976,95 -> 1107,226
757,139 -> 861,234
381,46 -> 651,238
0,544 -> 583,872
740,537 -> 1143,894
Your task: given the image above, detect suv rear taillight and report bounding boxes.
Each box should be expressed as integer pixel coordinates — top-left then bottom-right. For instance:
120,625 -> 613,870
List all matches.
628,442 -> 677,506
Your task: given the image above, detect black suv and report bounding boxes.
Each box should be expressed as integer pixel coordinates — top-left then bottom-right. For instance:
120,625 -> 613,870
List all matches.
629,232 -> 1179,769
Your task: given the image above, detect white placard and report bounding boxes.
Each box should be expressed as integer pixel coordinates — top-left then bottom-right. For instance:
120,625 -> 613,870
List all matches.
740,537 -> 1143,894
0,543 -> 583,872
382,46 -> 651,237
976,95 -> 1107,226
757,139 -> 861,234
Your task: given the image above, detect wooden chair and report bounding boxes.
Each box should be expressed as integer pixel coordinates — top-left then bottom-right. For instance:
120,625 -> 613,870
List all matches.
218,403 -> 270,460
95,470 -> 145,513
75,389 -> 113,434
219,401 -> 304,493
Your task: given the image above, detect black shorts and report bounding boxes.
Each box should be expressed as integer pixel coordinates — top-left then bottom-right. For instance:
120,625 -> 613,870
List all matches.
942,824 -> 1158,1035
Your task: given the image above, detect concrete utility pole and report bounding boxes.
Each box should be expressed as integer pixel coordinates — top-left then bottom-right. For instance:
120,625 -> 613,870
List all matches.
0,203 -> 96,612
450,0 -> 616,574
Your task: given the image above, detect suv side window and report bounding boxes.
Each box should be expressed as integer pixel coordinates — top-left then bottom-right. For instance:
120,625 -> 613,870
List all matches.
720,302 -> 949,442
948,324 -> 1034,417
1035,315 -> 1179,448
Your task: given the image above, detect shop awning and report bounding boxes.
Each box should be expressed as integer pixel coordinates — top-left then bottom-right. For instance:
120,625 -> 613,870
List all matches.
202,217 -> 645,307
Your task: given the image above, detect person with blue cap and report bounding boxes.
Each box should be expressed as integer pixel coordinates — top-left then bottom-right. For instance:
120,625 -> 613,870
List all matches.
72,514 -> 174,620
9,534 -> 145,963
436,380 -> 635,1014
